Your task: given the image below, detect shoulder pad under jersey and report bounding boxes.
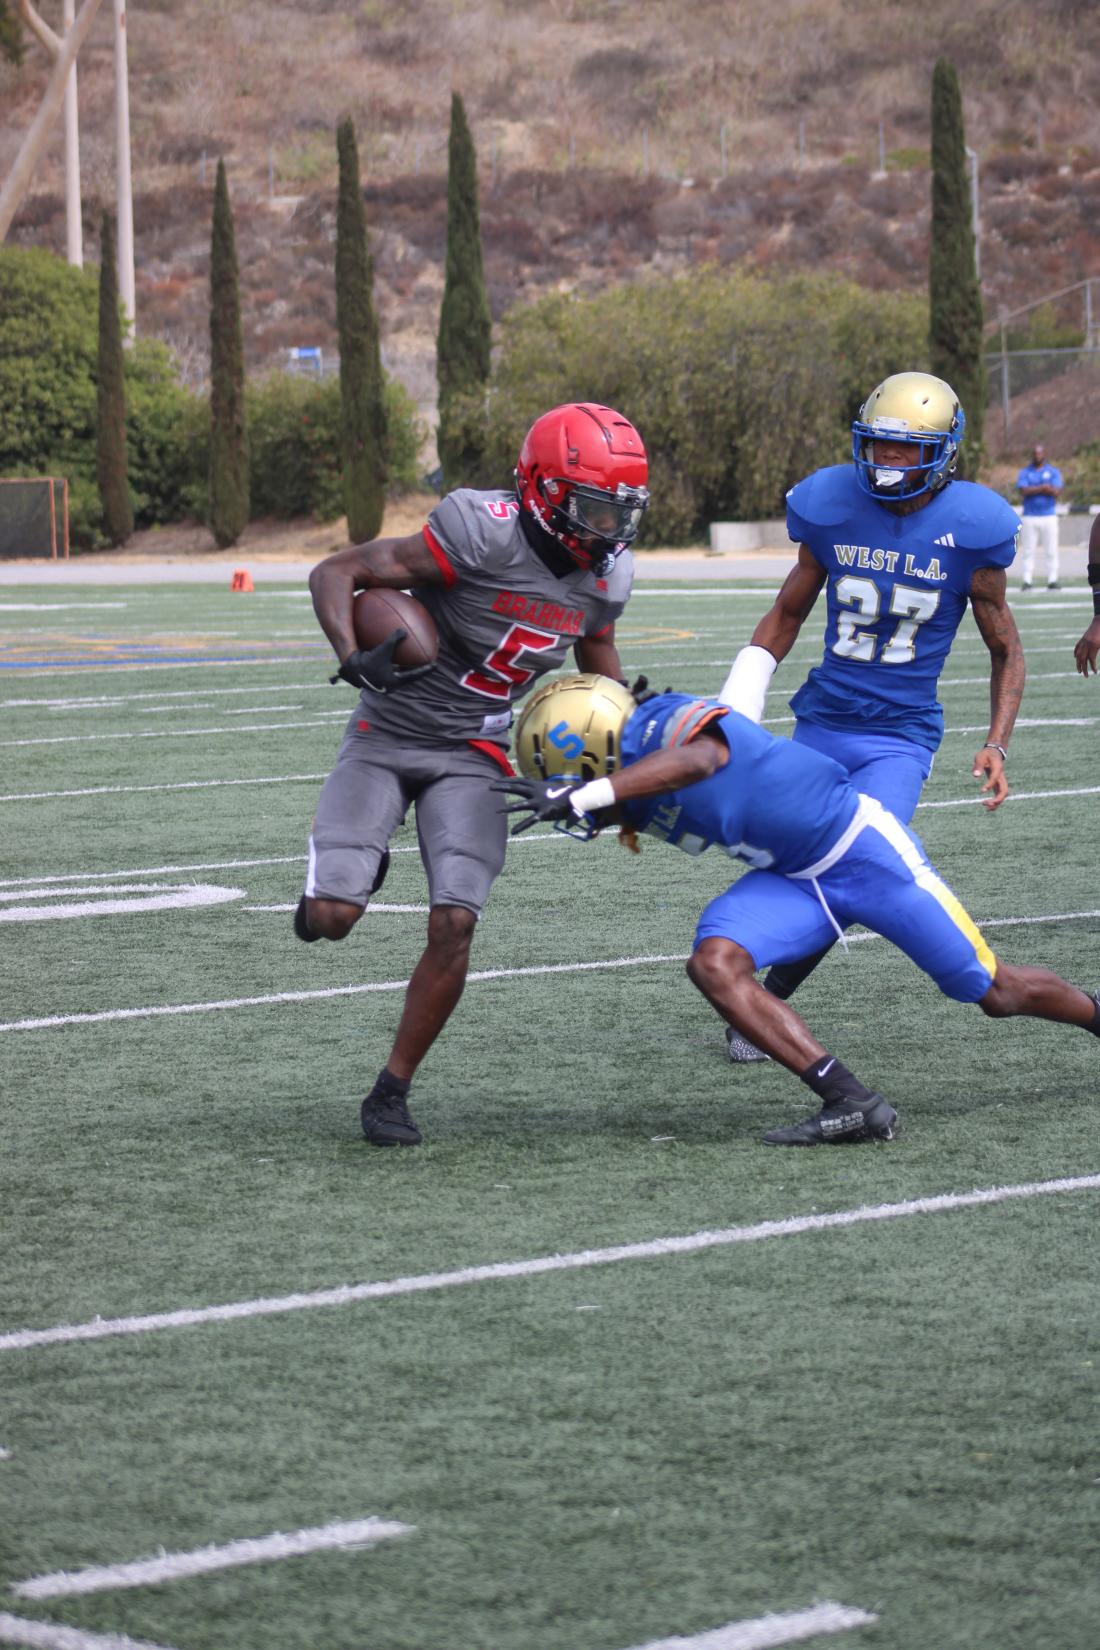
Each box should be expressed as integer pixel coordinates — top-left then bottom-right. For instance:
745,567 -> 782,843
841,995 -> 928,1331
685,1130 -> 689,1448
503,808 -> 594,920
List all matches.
626,693 -> 728,761
785,465 -> 859,539
934,480 -> 1021,557
425,488 -> 522,578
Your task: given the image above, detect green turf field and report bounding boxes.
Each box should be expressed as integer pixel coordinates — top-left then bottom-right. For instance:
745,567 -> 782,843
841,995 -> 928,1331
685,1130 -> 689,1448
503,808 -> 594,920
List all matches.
1,579 -> 1097,1650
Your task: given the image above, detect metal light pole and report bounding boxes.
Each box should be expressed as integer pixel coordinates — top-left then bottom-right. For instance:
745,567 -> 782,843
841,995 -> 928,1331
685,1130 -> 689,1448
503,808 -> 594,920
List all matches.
113,0 -> 135,334
62,0 -> 83,265
965,143 -> 980,281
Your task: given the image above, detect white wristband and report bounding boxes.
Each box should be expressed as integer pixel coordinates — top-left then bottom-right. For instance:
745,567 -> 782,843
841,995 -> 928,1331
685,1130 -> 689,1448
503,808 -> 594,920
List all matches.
569,776 -> 616,815
717,644 -> 777,723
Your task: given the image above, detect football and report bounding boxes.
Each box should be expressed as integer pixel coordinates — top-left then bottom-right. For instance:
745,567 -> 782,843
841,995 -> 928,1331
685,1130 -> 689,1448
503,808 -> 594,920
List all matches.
353,587 -> 439,669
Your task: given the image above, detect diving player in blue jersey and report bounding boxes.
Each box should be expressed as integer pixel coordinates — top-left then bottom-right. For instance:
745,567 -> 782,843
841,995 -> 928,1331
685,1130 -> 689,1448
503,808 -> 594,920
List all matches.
493,677 -> 1100,1147
715,372 -> 1026,1062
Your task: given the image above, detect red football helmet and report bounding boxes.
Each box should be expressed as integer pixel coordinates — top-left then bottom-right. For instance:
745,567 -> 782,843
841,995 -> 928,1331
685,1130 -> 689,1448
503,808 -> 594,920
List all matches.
515,403 -> 649,573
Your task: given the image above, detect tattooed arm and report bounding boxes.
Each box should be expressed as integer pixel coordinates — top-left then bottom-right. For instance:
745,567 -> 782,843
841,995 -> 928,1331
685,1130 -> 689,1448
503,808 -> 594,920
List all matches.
969,564 -> 1026,811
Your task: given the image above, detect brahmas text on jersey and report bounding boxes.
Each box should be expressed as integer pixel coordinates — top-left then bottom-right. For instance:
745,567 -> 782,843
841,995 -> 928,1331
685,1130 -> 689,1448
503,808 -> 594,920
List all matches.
354,489 -> 633,745
785,466 -> 1020,751
619,692 -> 859,874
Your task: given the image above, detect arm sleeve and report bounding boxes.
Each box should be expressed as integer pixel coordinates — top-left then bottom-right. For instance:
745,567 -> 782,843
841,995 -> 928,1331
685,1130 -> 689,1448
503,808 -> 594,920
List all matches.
717,645 -> 777,723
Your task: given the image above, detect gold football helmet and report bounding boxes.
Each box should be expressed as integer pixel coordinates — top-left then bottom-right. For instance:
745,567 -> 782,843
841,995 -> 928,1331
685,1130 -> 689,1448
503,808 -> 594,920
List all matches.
513,673 -> 636,781
852,371 -> 965,500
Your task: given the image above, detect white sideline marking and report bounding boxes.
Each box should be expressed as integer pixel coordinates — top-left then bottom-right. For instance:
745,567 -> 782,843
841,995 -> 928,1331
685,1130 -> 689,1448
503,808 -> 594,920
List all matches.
619,1602 -> 877,1649
0,1614 -> 177,1650
1,1176 -> 1095,1355
0,885 -> 243,923
0,953 -> 686,1034
3,909 -> 1098,1036
12,1517 -> 413,1600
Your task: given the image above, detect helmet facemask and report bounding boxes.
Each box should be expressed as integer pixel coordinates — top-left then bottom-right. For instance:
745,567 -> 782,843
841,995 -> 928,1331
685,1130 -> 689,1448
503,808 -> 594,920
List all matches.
535,477 -> 649,574
852,423 -> 960,501
851,372 -> 965,503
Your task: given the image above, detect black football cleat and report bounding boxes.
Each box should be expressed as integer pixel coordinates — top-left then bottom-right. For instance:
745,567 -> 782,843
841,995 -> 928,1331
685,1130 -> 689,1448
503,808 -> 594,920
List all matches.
293,895 -> 319,942
726,1025 -> 770,1064
763,1094 -> 898,1147
361,1091 -> 422,1147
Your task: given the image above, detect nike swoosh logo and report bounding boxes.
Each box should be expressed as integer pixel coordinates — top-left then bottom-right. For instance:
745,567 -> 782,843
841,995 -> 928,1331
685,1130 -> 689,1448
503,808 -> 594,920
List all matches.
817,1058 -> 836,1079
546,785 -> 572,799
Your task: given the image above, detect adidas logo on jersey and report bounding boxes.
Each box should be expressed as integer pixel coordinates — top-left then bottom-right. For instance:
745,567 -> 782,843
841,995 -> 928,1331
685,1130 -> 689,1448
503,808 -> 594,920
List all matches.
933,532 -> 956,548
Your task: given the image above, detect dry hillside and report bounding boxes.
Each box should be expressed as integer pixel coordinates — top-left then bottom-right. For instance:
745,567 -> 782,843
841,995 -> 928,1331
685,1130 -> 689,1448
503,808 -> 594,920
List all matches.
3,0 -> 1100,456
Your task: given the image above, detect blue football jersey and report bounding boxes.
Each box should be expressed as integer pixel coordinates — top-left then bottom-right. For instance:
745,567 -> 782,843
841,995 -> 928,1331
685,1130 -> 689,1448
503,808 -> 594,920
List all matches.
619,692 -> 860,874
786,466 -> 1020,751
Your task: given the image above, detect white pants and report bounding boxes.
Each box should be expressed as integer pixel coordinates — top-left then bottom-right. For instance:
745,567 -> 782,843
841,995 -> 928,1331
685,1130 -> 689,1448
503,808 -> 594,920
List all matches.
1018,515 -> 1059,585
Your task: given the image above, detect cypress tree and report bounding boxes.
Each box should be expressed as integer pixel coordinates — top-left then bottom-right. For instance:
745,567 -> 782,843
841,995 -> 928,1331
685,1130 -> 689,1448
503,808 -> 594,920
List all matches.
929,58 -> 984,479
335,117 -> 387,542
436,91 -> 491,489
209,159 -> 250,548
96,212 -> 133,546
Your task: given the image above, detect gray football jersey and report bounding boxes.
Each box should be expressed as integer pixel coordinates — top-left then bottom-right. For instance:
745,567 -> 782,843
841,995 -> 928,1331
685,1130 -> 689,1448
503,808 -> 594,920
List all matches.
356,489 -> 634,746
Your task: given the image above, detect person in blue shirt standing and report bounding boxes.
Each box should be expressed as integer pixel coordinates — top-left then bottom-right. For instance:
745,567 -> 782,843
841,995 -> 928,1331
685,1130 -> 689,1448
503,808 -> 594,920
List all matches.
494,679 -> 1100,1147
1015,442 -> 1063,591
713,371 -> 1025,1063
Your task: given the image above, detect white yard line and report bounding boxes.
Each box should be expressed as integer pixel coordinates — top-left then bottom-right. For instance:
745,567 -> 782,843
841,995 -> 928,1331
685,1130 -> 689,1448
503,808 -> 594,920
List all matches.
919,786 -> 1100,809
0,775 -> 328,804
0,662 -> 1081,714
1,1176 -> 1096,1354
943,717 -> 1096,734
0,682 -> 330,709
3,909 -> 1099,1034
0,1615 -> 177,1650
12,1518 -> 413,1601
0,838 -> 565,888
244,902 -> 428,913
0,953 -> 687,1034
621,1603 -> 877,1649
0,715 -> 347,749
2,656 -> 323,680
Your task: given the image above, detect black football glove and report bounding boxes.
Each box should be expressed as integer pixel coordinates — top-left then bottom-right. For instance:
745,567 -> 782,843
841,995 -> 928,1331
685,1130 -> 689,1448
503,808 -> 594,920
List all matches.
490,775 -> 583,836
625,674 -> 670,707
330,630 -> 434,694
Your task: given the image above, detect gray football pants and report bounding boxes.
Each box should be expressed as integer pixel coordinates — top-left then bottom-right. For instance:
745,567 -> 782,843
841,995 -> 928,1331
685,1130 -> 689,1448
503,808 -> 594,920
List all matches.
305,724 -> 509,916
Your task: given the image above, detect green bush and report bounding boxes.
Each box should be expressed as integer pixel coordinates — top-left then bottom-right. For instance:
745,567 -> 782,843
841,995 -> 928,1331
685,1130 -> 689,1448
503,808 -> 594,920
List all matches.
0,246 -> 425,542
0,247 -> 197,544
1066,443 -> 1100,510
477,267 -> 928,544
244,372 -> 424,524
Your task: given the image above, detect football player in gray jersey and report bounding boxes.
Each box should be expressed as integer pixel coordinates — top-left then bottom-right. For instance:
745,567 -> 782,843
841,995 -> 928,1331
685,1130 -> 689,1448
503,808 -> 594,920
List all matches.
298,402 -> 649,1146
